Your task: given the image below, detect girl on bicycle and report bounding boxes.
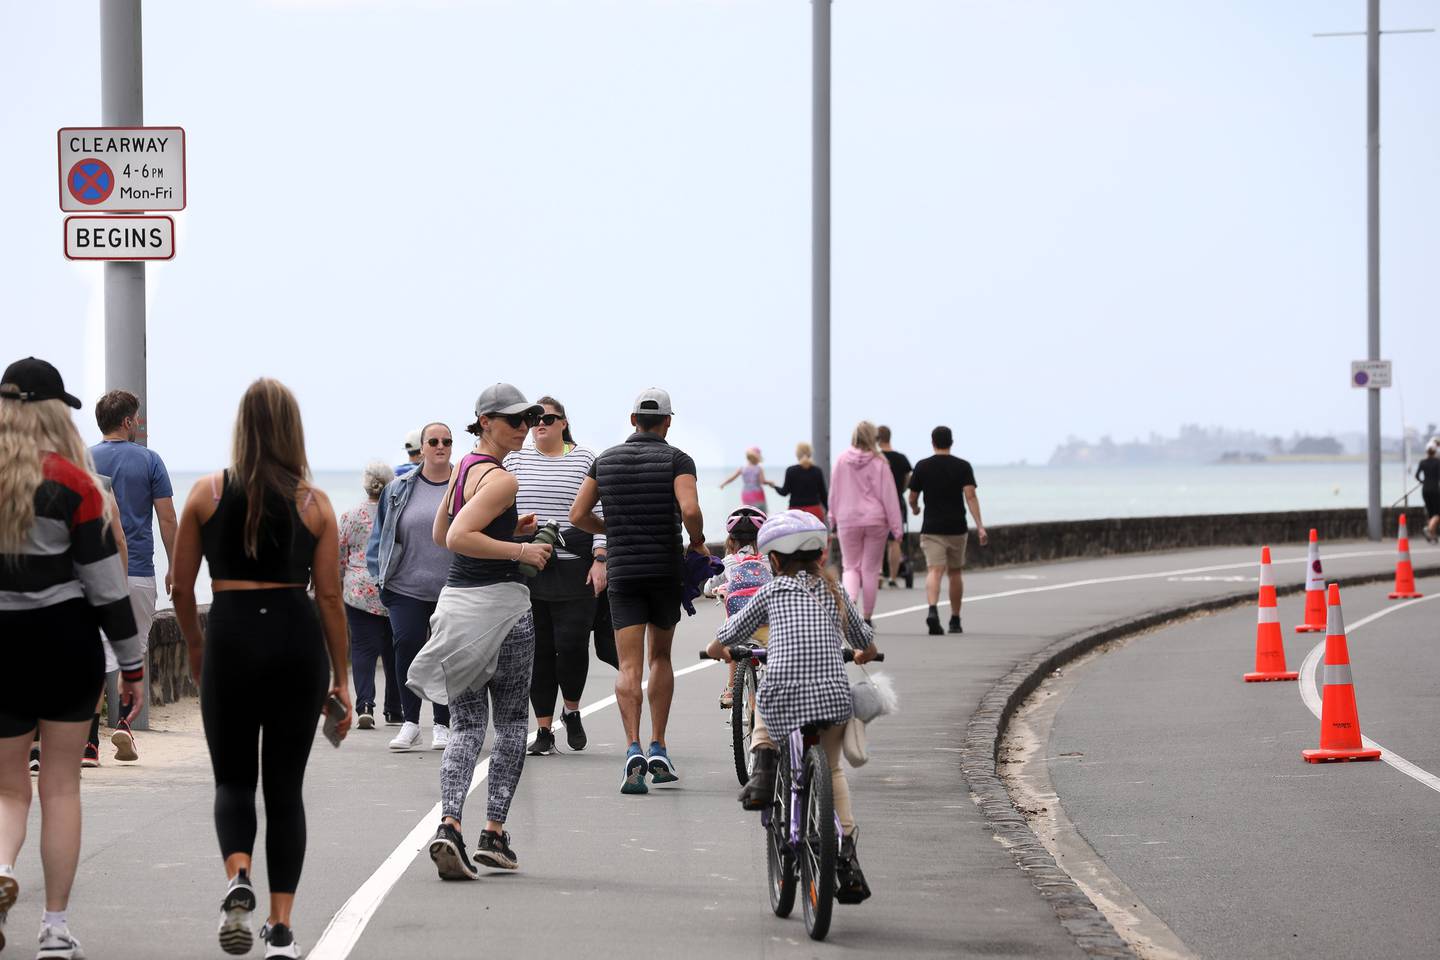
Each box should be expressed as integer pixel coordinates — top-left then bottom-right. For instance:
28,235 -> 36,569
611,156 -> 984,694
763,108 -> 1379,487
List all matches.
704,510 -> 879,903
705,506 -> 769,708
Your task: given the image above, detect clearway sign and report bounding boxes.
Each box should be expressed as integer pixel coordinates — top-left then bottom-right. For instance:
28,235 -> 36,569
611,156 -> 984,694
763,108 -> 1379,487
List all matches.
1350,360 -> 1392,389
58,127 -> 185,212
65,216 -> 175,261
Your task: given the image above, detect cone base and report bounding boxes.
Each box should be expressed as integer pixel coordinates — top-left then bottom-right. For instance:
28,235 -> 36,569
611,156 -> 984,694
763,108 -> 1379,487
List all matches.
1294,624 -> 1324,633
1245,671 -> 1299,682
1302,747 -> 1382,763
1388,591 -> 1423,599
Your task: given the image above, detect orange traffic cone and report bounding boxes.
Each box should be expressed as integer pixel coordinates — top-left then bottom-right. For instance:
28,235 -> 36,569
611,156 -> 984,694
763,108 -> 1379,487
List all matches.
1245,547 -> 1297,681
1302,584 -> 1382,763
1293,528 -> 1326,633
1388,515 -> 1424,600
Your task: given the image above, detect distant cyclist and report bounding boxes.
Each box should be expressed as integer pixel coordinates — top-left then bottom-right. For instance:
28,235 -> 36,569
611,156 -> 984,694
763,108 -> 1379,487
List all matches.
704,506 -> 769,708
705,510 -> 879,904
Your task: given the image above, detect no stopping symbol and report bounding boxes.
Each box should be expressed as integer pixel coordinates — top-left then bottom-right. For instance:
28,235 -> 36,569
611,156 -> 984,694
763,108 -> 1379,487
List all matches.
67,159 -> 115,205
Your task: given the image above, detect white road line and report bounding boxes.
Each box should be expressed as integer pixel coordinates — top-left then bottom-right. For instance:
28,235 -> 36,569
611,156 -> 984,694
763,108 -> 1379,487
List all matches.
309,658 -> 717,960
315,543 -> 1435,957
1297,594 -> 1440,795
870,546 -> 1433,621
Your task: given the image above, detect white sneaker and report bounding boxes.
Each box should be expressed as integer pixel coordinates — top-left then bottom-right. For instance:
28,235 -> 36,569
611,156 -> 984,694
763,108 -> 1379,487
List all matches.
36,924 -> 85,959
0,864 -> 16,952
431,724 -> 450,750
388,721 -> 421,751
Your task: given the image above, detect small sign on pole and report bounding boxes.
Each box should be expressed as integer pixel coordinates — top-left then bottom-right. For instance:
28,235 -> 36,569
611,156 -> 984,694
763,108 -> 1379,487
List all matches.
58,126 -> 186,212
1351,360 -> 1392,389
65,216 -> 175,261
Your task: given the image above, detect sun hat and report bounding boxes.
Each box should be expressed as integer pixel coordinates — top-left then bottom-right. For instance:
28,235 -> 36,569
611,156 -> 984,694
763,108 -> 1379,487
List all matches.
0,358 -> 81,409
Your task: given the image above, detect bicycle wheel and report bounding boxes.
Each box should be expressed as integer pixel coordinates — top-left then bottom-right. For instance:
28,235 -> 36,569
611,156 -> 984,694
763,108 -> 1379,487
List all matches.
799,744 -> 836,941
766,746 -> 797,918
732,661 -> 757,785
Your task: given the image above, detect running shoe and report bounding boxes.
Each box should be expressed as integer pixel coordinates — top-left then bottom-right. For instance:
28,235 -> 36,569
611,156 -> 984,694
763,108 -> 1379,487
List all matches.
474,829 -> 519,871
948,615 -> 963,635
428,821 -> 478,881
647,742 -> 679,784
431,723 -> 450,751
384,711 -> 403,726
621,743 -> 648,795
388,720 -> 421,751
29,744 -> 40,776
560,709 -> 587,751
111,719 -> 138,762
0,863 -> 16,952
925,612 -> 944,636
218,868 -> 257,955
526,727 -> 554,756
356,707 -> 375,730
718,688 -> 733,710
263,922 -> 301,959
81,742 -> 100,768
35,924 -> 84,959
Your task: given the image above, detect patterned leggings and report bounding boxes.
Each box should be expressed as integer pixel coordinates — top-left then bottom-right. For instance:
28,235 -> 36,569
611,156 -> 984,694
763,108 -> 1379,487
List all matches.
439,613 -> 536,826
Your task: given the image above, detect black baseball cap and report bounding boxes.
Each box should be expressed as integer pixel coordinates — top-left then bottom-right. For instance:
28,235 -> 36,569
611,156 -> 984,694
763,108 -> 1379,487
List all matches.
0,358 -> 82,409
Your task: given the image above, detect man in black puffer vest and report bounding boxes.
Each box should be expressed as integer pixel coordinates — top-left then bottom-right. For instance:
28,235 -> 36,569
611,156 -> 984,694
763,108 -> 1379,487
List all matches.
571,388 -> 708,795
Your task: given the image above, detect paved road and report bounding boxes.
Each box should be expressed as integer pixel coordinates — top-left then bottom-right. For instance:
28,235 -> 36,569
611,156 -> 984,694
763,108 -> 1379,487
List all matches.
11,540 -> 1434,959
1050,572 -> 1440,959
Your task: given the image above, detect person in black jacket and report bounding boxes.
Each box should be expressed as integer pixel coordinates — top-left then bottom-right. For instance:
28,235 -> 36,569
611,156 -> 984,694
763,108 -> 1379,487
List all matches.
570,388 -> 708,796
769,442 -> 828,522
1418,440 -> 1440,544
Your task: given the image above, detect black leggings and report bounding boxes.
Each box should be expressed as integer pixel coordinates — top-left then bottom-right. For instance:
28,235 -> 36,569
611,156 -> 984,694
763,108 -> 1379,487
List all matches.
201,589 -> 329,894
528,563 -> 596,718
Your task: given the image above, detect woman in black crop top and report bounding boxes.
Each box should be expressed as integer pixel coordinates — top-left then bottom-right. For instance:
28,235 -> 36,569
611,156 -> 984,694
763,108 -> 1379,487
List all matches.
412,383 -> 555,881
170,378 -> 350,957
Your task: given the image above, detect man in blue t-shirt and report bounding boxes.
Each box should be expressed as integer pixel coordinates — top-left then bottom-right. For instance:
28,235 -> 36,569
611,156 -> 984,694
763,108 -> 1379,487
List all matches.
89,390 -> 177,764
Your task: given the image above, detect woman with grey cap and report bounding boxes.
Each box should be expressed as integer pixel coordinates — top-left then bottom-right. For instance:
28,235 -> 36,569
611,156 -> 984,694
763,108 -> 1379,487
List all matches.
416,384 -> 551,880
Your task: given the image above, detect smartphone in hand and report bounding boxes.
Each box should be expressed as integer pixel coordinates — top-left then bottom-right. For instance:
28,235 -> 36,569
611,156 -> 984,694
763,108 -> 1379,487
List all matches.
322,694 -> 348,748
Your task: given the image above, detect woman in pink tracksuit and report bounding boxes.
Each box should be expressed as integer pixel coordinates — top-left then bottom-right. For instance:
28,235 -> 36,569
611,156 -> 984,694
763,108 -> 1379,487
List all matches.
828,421 -> 902,622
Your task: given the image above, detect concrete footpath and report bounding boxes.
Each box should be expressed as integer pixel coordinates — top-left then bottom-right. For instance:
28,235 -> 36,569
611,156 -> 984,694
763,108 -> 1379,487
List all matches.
12,539 -> 1434,959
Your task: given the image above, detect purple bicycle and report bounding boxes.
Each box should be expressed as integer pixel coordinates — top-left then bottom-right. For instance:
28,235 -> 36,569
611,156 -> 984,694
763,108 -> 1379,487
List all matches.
701,645 -> 883,941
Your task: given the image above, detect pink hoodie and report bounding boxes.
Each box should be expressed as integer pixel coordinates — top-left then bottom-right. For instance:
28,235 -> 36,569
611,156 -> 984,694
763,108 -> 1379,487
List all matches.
829,447 -> 902,538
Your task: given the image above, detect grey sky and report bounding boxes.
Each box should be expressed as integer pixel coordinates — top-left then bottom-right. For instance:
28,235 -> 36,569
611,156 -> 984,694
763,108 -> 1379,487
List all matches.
3,0 -> 1436,469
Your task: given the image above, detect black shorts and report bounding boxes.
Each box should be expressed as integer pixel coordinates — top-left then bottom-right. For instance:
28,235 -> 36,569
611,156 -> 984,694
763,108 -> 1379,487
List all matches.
0,598 -> 106,738
1424,489 -> 1440,519
606,577 -> 683,632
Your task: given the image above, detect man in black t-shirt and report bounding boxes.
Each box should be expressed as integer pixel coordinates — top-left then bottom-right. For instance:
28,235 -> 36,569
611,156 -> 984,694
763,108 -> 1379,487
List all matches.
877,426 -> 911,588
908,425 -> 987,635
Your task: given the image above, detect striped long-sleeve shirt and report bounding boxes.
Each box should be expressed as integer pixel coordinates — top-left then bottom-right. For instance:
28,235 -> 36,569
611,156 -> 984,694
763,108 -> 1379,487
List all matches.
504,444 -> 605,562
1,453 -> 143,680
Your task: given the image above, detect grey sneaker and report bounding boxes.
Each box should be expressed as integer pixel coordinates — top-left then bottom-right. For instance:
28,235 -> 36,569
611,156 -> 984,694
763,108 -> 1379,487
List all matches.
218,868 -> 257,955
526,727 -> 555,756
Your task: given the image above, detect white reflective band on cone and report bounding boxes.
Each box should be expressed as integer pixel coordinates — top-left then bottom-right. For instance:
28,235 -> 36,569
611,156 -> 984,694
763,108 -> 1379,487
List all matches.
1401,549 -> 1412,564
1324,662 -> 1354,686
1325,602 -> 1346,637
1305,543 -> 1324,591
1258,606 -> 1280,624
1259,562 -> 1274,587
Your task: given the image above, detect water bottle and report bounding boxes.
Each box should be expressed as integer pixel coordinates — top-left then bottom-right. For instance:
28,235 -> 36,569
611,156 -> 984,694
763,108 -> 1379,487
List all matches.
518,521 -> 562,578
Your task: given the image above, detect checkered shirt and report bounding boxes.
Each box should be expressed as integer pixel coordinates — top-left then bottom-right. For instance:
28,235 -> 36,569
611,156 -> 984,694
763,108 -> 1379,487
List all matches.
715,570 -> 874,740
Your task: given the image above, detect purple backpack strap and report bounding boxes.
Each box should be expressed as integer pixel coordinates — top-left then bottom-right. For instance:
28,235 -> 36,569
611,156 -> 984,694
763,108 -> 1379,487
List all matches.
451,453 -> 503,516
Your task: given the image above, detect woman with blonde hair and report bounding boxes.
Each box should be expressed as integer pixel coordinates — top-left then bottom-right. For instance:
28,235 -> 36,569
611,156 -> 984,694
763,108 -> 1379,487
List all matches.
828,421 -> 902,623
171,378 -> 351,958
0,358 -> 144,959
769,441 -> 829,521
340,461 -> 404,729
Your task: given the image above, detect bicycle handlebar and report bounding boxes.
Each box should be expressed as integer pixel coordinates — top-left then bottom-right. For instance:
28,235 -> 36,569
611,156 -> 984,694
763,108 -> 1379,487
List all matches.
699,647 -> 884,663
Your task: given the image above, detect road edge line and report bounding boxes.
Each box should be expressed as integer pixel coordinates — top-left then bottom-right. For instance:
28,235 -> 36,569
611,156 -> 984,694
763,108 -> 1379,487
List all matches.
961,564 -> 1440,959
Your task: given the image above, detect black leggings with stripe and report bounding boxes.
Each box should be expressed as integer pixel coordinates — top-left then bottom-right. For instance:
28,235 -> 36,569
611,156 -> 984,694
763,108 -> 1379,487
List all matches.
201,588 -> 329,893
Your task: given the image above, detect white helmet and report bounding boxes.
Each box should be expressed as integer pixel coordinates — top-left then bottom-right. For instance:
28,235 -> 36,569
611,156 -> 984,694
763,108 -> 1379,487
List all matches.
757,510 -> 829,556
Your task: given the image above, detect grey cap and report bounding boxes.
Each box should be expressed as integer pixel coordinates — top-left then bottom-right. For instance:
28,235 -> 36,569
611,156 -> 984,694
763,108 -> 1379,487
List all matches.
404,429 -> 423,453
475,383 -> 541,417
632,387 -> 674,417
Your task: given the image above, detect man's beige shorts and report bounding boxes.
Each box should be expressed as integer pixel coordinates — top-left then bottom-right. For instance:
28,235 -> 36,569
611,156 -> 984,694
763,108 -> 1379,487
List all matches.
920,533 -> 969,570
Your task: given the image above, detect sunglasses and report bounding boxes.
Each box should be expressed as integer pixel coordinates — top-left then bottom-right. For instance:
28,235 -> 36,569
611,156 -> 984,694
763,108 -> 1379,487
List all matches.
486,411 -> 541,429
538,413 -> 564,426
426,438 -> 453,448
